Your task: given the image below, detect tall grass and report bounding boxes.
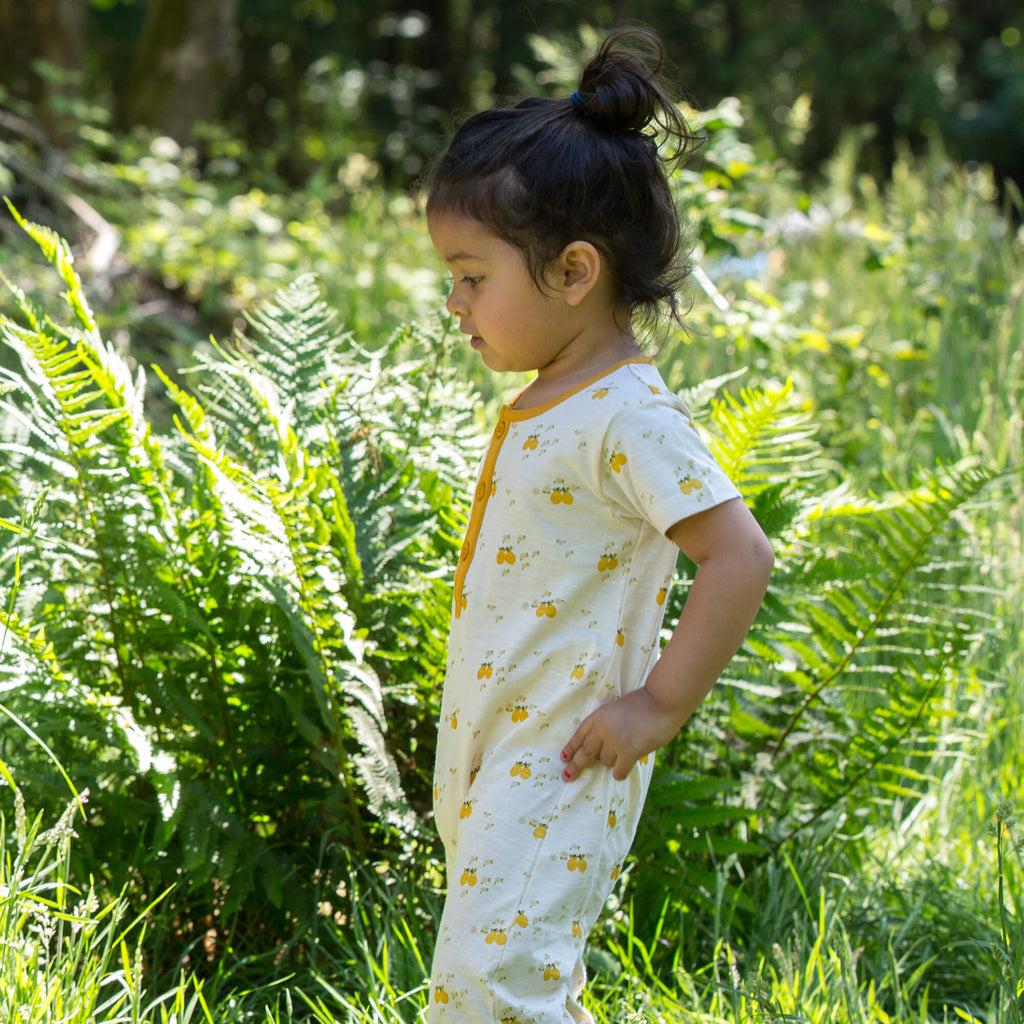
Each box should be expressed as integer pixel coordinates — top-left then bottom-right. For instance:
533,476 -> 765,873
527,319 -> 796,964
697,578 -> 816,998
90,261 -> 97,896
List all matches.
0,774 -> 161,1023
1,776 -> 1016,1024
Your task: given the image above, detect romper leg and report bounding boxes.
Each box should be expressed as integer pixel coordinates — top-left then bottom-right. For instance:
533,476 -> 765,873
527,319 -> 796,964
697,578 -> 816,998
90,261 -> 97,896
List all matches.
428,755 -> 650,1024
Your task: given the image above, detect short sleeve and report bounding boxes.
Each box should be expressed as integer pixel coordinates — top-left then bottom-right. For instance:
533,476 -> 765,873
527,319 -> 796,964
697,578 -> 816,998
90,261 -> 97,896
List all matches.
598,395 -> 742,536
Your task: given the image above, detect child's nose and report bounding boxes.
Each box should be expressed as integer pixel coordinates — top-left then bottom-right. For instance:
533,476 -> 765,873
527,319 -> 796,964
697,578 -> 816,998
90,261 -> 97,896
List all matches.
445,286 -> 468,317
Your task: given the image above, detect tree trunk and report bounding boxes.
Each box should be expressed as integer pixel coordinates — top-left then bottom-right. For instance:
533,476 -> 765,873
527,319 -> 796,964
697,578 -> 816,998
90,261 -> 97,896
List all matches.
416,0 -> 474,117
0,0 -> 86,141
119,0 -> 240,142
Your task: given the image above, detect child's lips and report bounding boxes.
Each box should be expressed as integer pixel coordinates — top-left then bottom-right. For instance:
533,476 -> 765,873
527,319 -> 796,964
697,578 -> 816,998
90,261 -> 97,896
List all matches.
459,321 -> 483,349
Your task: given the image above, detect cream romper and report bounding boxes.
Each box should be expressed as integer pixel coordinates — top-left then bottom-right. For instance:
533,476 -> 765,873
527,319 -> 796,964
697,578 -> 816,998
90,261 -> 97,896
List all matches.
429,359 -> 741,1023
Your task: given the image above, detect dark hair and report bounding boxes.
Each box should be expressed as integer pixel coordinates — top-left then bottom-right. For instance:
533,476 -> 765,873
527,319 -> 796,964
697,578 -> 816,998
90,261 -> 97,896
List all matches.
425,27 -> 701,327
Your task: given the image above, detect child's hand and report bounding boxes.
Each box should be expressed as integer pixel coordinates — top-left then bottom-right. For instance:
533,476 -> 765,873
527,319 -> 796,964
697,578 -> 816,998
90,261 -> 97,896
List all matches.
560,686 -> 684,782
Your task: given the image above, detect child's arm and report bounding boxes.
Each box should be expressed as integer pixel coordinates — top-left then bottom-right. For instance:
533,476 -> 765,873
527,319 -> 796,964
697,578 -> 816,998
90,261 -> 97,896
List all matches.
560,497 -> 774,782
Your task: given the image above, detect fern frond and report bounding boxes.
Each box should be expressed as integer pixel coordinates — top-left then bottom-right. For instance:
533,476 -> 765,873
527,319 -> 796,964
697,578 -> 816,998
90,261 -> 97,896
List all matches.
0,609 -> 87,805
708,379 -> 824,496
182,410 -> 412,831
239,272 -> 348,408
0,215 -> 194,712
183,274 -> 355,470
348,704 -> 419,834
757,456 -> 1004,837
4,200 -> 96,332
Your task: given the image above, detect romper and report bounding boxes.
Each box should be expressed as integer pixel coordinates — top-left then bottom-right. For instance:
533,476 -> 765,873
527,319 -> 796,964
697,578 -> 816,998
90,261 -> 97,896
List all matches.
429,358 -> 741,1024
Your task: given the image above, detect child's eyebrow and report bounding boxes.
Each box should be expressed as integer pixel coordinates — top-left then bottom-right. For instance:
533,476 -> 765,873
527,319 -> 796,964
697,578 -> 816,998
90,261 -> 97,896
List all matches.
443,250 -> 486,264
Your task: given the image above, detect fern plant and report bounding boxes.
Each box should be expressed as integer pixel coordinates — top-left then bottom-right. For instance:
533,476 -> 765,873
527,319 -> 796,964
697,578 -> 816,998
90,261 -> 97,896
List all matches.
0,206 -> 477,979
630,375 -> 1011,975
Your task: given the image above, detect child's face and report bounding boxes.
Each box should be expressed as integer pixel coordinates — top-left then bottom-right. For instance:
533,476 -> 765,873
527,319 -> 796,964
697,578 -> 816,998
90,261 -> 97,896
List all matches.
428,211 -> 578,378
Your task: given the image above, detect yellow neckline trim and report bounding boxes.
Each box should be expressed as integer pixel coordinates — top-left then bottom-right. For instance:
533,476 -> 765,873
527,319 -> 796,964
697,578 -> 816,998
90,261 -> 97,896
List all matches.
504,357 -> 653,420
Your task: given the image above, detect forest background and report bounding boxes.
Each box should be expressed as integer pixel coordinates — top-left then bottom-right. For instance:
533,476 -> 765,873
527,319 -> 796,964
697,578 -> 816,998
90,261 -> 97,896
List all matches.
1,1 -> 1023,1022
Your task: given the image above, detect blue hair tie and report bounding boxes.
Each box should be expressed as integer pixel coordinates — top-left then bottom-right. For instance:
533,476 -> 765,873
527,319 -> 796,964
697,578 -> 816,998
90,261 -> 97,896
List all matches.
570,91 -> 587,111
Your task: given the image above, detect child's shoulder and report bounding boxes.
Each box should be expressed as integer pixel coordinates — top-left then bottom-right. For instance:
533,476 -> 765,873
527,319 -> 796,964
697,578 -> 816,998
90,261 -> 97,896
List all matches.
579,358 -> 659,397
582,359 -> 687,414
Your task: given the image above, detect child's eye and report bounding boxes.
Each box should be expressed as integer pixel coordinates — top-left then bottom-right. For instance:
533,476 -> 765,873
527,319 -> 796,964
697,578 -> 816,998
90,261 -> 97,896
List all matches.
462,275 -> 482,288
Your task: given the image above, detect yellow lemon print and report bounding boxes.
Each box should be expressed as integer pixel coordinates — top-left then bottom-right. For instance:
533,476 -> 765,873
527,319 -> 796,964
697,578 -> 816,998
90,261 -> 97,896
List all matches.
656,587 -> 667,606
647,384 -> 662,394
434,986 -> 449,1005
510,761 -> 532,780
550,487 -> 575,505
640,754 -> 649,764
610,864 -> 621,881
459,801 -> 472,819
511,704 -> 529,723
469,766 -> 479,785
523,434 -> 539,451
460,869 -> 477,886
543,963 -> 561,981
450,713 -> 458,729
567,855 -> 588,873
607,811 -> 617,828
570,663 -> 585,680
608,452 -> 627,473
533,823 -> 547,839
501,1017 -> 522,1024
514,911 -> 528,927
679,474 -> 703,494
496,546 -> 516,565
477,662 -> 493,680
485,929 -> 508,946
592,388 -> 609,399
572,920 -> 583,938
616,630 -> 625,647
598,553 -> 618,571
535,601 -> 557,618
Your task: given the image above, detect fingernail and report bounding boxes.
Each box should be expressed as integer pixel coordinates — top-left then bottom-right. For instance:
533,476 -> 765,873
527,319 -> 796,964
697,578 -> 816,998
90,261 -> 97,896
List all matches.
560,750 -> 570,762
562,769 -> 572,781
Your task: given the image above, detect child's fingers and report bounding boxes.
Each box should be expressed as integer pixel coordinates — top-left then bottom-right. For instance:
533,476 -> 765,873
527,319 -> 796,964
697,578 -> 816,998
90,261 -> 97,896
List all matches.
561,718 -> 599,781
560,728 -> 594,782
561,715 -> 622,781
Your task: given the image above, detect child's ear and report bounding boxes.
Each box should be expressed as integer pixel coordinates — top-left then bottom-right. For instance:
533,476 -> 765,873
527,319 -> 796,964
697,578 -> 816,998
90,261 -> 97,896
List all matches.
553,240 -> 603,306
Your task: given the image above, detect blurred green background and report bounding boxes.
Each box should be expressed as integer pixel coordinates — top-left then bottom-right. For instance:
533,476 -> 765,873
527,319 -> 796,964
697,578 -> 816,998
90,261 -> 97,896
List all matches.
2,0 -> 1021,383
3,0 -> 1022,185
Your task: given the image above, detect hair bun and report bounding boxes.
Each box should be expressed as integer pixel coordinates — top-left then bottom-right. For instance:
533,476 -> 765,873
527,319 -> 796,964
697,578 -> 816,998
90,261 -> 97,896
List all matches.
575,28 -> 670,133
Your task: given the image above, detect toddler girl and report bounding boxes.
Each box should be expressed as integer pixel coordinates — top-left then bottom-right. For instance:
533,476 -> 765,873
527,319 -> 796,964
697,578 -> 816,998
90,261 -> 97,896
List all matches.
425,27 -> 774,1023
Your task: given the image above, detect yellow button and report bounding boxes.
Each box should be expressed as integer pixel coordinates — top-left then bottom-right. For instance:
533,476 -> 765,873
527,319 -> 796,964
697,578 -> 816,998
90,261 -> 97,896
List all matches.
476,479 -> 489,500
460,542 -> 470,561
494,420 -> 507,438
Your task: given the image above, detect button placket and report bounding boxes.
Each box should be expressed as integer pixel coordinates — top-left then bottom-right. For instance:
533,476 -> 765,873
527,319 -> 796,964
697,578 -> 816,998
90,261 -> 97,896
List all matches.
452,409 -> 513,617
